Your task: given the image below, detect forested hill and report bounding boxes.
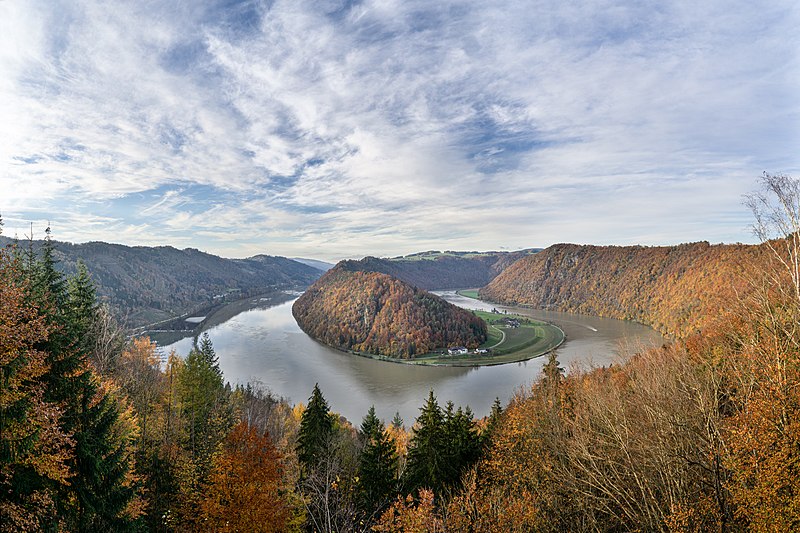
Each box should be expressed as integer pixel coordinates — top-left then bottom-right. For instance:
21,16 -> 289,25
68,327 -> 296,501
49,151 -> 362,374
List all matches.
337,249 -> 538,291
0,236 -> 322,327
292,266 -> 487,358
481,241 -> 766,338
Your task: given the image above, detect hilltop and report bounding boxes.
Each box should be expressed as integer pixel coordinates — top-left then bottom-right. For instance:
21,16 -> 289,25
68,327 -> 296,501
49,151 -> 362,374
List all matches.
0,236 -> 322,327
337,249 -> 539,291
292,265 -> 487,358
481,241 -> 766,338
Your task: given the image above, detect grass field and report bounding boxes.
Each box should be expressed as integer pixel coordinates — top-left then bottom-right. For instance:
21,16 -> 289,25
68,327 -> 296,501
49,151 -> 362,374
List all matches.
456,289 -> 480,299
361,309 -> 565,367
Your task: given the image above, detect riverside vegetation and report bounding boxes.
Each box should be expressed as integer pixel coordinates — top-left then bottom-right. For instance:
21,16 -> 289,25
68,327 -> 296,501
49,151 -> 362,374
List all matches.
2,173 -> 800,531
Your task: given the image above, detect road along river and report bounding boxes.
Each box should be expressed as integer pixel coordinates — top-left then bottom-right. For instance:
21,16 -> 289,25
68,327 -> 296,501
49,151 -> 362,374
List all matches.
156,291 -> 664,425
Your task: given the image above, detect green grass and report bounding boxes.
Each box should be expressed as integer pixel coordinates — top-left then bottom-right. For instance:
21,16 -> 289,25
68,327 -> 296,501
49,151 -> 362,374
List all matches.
457,289 -> 480,299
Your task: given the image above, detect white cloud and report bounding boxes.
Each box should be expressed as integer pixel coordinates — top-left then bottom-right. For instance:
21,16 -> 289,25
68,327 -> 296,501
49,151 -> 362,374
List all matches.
0,0 -> 798,260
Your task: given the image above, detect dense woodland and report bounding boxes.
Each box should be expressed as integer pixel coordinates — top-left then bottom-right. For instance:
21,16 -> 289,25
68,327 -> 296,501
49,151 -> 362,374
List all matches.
293,267 -> 487,357
481,240 -> 768,338
0,236 -> 322,328
335,250 -> 533,292
2,174 -> 800,531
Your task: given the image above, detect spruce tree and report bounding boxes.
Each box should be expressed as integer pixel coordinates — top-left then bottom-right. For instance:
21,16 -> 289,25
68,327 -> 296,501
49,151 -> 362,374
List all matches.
443,404 -> 481,488
391,411 -> 404,430
482,397 -> 504,448
178,341 -> 229,473
16,231 -> 139,530
404,390 -> 447,495
296,383 -> 334,473
357,407 -> 398,519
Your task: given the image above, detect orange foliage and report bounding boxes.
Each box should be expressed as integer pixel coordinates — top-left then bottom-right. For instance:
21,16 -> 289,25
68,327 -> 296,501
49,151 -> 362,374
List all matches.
0,250 -> 73,530
293,268 -> 487,358
482,242 -> 767,338
199,421 -> 292,532
372,489 -> 444,533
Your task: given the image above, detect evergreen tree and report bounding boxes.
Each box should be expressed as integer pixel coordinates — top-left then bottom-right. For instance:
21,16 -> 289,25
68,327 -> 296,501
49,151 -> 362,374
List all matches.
404,390 -> 447,495
67,260 -> 99,356
482,397 -> 504,448
0,249 -> 70,529
391,411 -> 404,430
296,383 -> 334,474
357,407 -> 398,520
360,405 -> 381,441
443,404 -> 481,489
6,231 -> 140,530
178,341 -> 229,471
196,332 -> 222,381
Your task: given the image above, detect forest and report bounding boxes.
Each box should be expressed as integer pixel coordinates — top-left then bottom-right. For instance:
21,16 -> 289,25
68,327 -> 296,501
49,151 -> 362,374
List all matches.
292,267 -> 487,358
0,235 -> 322,328
2,174 -> 800,532
481,240 -> 768,338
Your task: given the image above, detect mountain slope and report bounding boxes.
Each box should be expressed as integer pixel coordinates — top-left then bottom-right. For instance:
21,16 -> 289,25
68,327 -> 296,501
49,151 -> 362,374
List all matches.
0,236 -> 322,327
292,266 -> 487,358
336,249 -> 538,291
481,242 -> 766,338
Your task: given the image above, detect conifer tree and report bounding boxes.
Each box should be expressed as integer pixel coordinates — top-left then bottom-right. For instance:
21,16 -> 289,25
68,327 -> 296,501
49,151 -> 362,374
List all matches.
443,404 -> 481,489
391,411 -> 404,430
0,249 -> 71,530
482,397 -> 504,448
357,407 -> 398,520
178,339 -> 230,474
404,391 -> 447,495
296,384 -> 334,474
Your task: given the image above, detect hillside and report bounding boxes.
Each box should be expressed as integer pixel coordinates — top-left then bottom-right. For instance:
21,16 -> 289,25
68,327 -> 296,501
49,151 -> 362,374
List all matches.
481,241 -> 766,338
292,266 -> 487,358
337,249 -> 538,291
0,236 -> 322,327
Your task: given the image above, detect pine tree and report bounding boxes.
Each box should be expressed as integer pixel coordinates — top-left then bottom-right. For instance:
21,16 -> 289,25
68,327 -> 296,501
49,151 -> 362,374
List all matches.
67,261 -> 99,356
4,234 -> 140,530
296,384 -> 334,474
357,407 -> 398,520
404,390 -> 447,495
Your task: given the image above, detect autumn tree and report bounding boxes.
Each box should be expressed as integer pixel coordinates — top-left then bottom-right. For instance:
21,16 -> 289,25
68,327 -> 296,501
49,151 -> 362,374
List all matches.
200,421 -> 294,532
0,250 -> 71,531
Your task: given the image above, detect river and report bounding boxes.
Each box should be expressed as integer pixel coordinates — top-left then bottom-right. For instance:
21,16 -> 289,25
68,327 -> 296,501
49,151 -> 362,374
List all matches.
157,291 -> 664,425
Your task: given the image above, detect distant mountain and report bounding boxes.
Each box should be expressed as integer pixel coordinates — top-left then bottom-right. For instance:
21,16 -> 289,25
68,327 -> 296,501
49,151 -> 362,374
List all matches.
0,236 -> 322,328
481,242 -> 767,338
336,249 -> 539,291
291,258 -> 334,271
292,266 -> 487,358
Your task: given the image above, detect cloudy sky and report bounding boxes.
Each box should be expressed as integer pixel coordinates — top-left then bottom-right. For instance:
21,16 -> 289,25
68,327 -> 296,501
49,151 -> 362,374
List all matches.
1,0 -> 798,260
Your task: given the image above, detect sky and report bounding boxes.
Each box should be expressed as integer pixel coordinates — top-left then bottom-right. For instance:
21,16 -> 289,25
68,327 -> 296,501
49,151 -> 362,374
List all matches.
1,0 -> 798,261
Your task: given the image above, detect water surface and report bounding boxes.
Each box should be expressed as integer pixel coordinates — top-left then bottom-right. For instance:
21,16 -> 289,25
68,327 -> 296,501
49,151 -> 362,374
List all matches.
159,291 -> 664,425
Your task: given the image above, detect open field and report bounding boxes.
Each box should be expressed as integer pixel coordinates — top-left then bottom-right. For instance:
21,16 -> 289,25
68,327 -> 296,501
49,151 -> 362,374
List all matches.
457,289 -> 480,299
345,308 -> 565,367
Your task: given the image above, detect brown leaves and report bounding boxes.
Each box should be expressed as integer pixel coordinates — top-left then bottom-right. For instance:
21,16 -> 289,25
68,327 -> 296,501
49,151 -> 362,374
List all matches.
199,421 -> 294,532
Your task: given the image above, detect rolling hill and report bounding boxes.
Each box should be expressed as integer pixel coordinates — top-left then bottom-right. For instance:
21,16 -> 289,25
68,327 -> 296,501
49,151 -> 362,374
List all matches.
0,236 -> 322,327
292,266 -> 487,358
480,241 -> 767,338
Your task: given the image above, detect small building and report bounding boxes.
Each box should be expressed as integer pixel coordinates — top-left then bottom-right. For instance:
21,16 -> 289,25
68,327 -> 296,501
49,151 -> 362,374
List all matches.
476,348 -> 489,354
448,346 -> 468,355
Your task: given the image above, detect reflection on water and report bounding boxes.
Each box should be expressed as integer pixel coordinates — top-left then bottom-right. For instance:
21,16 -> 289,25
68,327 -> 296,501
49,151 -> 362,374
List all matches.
159,292 -> 664,425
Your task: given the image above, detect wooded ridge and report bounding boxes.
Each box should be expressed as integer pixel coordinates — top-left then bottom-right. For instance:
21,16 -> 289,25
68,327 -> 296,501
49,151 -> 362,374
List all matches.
481,241 -> 767,338
292,266 -> 487,358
